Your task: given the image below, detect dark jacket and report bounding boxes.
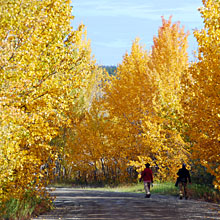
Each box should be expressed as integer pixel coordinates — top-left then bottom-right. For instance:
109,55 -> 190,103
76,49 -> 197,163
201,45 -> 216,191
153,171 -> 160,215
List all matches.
177,167 -> 191,183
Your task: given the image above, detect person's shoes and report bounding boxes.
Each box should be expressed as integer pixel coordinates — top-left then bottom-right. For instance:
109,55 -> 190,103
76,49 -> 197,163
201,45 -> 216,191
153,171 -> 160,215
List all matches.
145,194 -> 151,198
179,195 -> 183,200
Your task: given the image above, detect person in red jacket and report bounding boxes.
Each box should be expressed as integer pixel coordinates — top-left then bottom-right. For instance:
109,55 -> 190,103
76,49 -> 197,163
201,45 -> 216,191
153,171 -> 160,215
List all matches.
139,163 -> 153,198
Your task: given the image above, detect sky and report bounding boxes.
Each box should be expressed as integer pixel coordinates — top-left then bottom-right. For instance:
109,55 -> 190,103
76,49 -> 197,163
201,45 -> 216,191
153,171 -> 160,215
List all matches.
71,0 -> 204,66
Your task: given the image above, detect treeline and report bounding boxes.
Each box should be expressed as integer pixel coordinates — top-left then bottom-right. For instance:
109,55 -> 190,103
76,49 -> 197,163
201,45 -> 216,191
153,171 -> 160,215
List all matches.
101,65 -> 117,76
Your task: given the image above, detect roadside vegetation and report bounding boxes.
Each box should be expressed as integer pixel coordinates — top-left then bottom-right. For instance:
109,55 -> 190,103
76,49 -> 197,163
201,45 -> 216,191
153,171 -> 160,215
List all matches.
0,192 -> 52,220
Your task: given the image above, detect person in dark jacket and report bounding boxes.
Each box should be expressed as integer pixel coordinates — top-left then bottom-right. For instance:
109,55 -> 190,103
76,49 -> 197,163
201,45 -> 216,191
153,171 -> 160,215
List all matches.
176,163 -> 191,199
139,163 -> 153,198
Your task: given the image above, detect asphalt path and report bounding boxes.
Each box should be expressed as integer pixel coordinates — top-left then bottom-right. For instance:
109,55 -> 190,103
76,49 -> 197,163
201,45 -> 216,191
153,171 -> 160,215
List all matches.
32,188 -> 220,220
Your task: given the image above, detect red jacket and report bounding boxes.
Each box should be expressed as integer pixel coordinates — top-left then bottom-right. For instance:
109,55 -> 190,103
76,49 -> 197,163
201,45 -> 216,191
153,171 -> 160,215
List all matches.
141,168 -> 153,182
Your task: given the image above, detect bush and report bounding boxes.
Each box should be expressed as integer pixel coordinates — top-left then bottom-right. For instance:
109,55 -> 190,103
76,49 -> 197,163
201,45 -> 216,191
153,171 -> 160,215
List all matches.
188,184 -> 220,203
0,192 -> 53,220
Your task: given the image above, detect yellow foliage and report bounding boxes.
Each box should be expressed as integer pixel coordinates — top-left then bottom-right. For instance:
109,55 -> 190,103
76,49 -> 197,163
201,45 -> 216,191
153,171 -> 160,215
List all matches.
182,0 -> 220,189
0,0 -> 97,202
3,0 -> 219,196
64,18 -> 190,183
184,0 -> 220,188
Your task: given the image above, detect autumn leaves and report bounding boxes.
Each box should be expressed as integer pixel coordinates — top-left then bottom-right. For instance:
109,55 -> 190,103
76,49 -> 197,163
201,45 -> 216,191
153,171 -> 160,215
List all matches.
77,17 -> 190,183
63,1 -> 220,188
0,0 -> 219,208
0,0 -> 98,201
182,0 -> 220,189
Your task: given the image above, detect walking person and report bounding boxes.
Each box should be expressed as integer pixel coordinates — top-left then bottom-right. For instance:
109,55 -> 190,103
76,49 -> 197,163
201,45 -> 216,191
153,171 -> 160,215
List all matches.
176,163 -> 191,200
139,163 -> 153,198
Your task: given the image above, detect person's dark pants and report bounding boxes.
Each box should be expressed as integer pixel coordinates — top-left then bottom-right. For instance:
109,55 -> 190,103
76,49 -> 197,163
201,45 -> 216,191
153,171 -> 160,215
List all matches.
179,182 -> 188,199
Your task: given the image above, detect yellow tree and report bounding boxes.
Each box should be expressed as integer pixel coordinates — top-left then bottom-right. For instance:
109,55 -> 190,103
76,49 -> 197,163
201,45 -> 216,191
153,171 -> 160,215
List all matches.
56,66 -> 105,182
100,29 -> 189,181
126,17 -> 190,179
60,41 -> 152,183
64,105 -> 114,183
182,0 -> 220,188
101,39 -> 156,181
144,16 -> 190,177
61,17 -> 190,184
149,16 -> 189,118
0,0 -> 96,202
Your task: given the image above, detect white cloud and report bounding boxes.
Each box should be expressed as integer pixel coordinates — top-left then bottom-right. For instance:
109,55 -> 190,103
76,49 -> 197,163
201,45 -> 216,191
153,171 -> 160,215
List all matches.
94,39 -> 132,49
94,38 -> 153,51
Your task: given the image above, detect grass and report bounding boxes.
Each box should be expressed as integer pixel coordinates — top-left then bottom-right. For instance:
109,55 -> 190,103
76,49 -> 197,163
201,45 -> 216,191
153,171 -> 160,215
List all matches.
79,182 -> 179,196
50,181 -> 180,196
188,183 -> 220,203
0,192 -> 52,220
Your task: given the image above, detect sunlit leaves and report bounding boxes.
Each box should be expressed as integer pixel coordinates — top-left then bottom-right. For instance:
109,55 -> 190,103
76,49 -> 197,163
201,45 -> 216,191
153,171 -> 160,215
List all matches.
69,17 -> 191,183
0,0 -> 96,202
182,0 -> 220,189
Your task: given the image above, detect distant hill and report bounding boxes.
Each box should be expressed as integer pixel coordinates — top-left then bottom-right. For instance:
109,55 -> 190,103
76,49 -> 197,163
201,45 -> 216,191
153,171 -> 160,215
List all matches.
101,65 -> 117,76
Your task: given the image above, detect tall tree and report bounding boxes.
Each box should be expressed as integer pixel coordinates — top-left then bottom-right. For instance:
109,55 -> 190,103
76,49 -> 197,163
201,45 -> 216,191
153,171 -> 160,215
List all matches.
149,16 -> 189,118
0,0 -> 96,202
182,0 -> 220,189
131,17 -> 190,178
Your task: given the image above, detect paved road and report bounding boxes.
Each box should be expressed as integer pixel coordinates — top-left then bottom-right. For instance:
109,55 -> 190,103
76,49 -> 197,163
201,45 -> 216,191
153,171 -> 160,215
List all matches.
32,188 -> 220,220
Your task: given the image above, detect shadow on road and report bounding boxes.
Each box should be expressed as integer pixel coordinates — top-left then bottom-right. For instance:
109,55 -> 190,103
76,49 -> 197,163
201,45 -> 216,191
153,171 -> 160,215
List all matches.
33,188 -> 220,220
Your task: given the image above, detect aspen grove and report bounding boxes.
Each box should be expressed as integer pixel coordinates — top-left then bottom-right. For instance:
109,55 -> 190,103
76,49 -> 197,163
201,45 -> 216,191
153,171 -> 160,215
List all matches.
0,0 -> 101,203
0,0 -> 219,212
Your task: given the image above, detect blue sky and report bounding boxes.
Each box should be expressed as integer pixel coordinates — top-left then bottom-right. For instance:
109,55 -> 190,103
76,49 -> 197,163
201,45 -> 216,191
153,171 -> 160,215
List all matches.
71,0 -> 204,66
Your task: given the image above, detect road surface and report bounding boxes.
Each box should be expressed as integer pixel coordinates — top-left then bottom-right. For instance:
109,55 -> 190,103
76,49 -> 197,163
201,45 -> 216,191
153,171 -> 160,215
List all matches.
32,188 -> 220,220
